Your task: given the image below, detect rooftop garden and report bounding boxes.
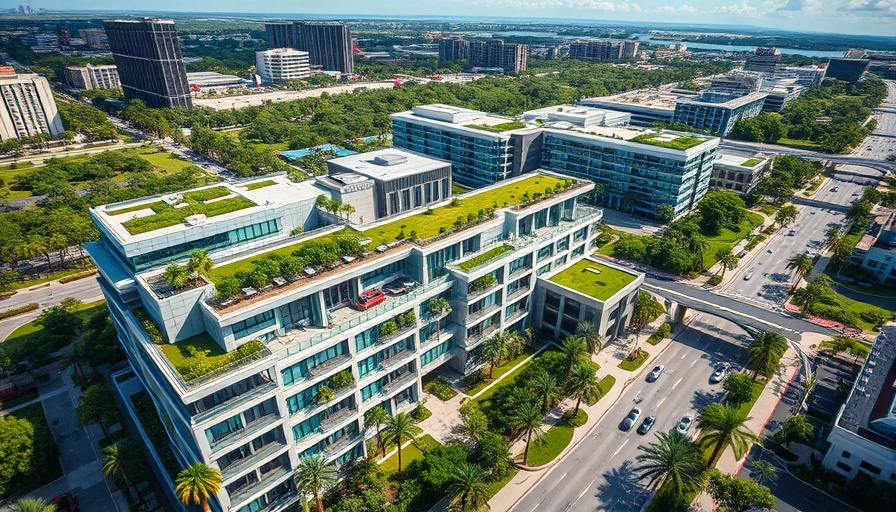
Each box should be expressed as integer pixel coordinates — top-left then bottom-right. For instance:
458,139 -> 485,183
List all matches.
158,332 -> 267,382
465,121 -> 526,133
549,259 -> 637,301
363,174 -> 574,246
455,244 -> 514,272
115,187 -> 255,235
741,158 -> 763,167
630,132 -> 706,151
244,180 -> 277,191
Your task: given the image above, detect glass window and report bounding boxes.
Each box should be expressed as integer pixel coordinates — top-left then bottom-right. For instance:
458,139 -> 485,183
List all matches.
537,263 -> 551,276
355,326 -> 379,352
427,244 -> 461,280
205,414 -> 242,444
556,236 -> 569,252
421,338 -> 453,367
231,310 -> 276,340
361,379 -> 383,402
292,413 -> 323,441
537,245 -> 554,262
361,260 -> 407,288
545,290 -> 561,309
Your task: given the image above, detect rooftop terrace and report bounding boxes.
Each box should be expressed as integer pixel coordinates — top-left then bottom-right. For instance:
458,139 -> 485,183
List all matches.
715,153 -> 768,169
545,125 -> 716,152
393,104 -> 534,134
548,258 -> 638,301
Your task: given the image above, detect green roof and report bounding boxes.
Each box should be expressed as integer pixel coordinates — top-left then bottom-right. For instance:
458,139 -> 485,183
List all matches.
465,121 -> 526,133
548,260 -> 637,301
629,133 -> 705,151
362,174 -> 572,246
741,158 -> 763,167
158,332 -> 268,382
116,187 -> 256,235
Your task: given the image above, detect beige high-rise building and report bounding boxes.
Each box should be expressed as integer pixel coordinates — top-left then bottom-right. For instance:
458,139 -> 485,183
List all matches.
256,49 -> 311,83
64,64 -> 121,90
0,73 -> 64,141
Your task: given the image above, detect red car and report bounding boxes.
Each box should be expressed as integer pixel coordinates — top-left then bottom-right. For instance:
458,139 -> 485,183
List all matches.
357,290 -> 386,310
0,382 -> 37,401
52,492 -> 79,512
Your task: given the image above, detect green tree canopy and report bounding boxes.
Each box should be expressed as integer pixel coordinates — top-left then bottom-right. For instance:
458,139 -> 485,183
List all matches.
0,416 -> 34,496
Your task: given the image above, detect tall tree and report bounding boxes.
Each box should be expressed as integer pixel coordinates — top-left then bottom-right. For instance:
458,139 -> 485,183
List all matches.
697,403 -> 759,468
511,401 -> 545,466
76,384 -> 120,437
364,406 -> 389,458
293,454 -> 337,512
175,462 -> 222,512
0,416 -> 34,496
718,251 -> 740,278
383,413 -> 422,472
482,334 -> 508,379
747,332 -> 788,381
775,204 -> 798,228
707,470 -> 775,512
749,460 -> 778,486
635,430 -> 705,496
775,415 -> 814,447
531,369 -> 560,413
186,249 -> 214,279
102,440 -> 140,503
568,364 -> 602,414
785,253 -> 815,292
446,462 -> 490,512
576,321 -> 602,355
559,336 -> 588,382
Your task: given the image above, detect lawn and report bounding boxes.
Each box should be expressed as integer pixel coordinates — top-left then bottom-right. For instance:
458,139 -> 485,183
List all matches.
465,121 -> 526,133
2,402 -> 63,498
756,203 -> 779,216
811,291 -> 894,332
618,349 -> 650,371
456,244 -> 514,272
526,415 -> 578,466
132,146 -> 198,174
630,132 -> 706,150
463,346 -> 536,396
452,183 -> 472,195
742,158 -> 762,167
0,389 -> 39,411
732,378 -> 767,417
380,434 -> 441,477
362,174 -> 571,246
157,332 -> 267,382
549,259 -> 637,301
587,375 -> 616,406
120,192 -> 256,235
472,345 -> 557,404
483,468 -> 519,499
701,212 -> 764,269
778,137 -> 825,151
9,267 -> 91,291
1,300 -> 107,366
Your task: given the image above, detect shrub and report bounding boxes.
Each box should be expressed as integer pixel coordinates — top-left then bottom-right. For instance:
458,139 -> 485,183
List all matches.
332,369 -> 354,389
707,275 -> 723,286
133,308 -> 165,343
411,401 -> 432,422
657,323 -> 672,338
423,377 -> 458,401
215,276 -> 242,300
58,269 -> 98,284
379,320 -> 397,337
564,409 -> 588,427
397,310 -> 417,328
0,303 -> 39,321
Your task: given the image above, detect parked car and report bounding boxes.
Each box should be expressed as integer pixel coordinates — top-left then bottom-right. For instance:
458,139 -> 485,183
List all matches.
710,362 -> 731,384
52,493 -> 78,512
621,407 -> 643,431
646,365 -> 665,382
356,290 -> 386,310
676,415 -> 693,435
637,415 -> 656,435
0,382 -> 37,401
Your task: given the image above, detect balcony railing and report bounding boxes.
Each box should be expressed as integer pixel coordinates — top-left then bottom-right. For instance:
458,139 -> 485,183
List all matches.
323,432 -> 363,457
509,265 -> 532,277
194,381 -> 278,424
465,326 -> 498,348
505,308 -> 528,324
467,281 -> 501,300
221,441 -> 287,481
278,276 -> 451,359
307,353 -> 351,379
382,371 -> 417,395
377,322 -> 417,345
422,308 -> 452,325
466,303 -> 501,323
209,413 -> 280,454
380,348 -> 414,371
229,466 -> 290,508
320,407 -> 357,433
291,384 -> 355,419
506,286 -> 530,302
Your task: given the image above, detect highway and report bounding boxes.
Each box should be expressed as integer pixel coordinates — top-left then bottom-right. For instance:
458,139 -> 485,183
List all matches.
512,315 -> 751,512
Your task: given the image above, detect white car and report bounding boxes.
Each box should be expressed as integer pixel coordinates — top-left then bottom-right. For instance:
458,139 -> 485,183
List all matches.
676,415 -> 693,435
710,362 -> 731,384
622,408 -> 643,431
647,365 -> 665,382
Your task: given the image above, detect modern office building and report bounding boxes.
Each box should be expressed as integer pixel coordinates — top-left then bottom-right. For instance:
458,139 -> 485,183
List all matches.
468,40 -> 528,74
580,89 -> 680,126
826,58 -> 871,82
0,73 -> 64,141
521,104 -> 631,127
708,71 -> 764,95
776,66 -> 826,88
439,38 -> 469,62
88,166 -> 618,512
568,40 -> 639,61
823,326 -> 896,482
79,28 -> 109,49
104,18 -> 193,109
745,47 -> 782,73
710,152 -> 770,195
256,49 -> 311,83
264,21 -> 353,74
673,91 -> 768,136
64,64 -> 121,91
391,104 -> 543,187
186,72 -> 251,92
848,209 -> 896,284
540,125 -> 719,219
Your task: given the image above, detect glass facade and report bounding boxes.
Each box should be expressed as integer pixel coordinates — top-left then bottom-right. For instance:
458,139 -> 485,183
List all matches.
232,310 -> 276,340
421,338 -> 453,367
281,342 -> 347,386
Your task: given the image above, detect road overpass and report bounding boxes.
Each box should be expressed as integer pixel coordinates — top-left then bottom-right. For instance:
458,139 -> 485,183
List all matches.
719,141 -> 896,173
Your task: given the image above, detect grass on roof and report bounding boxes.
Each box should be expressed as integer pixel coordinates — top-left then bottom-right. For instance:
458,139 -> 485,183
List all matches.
157,331 -> 267,381
456,244 -> 514,272
465,121 -> 526,133
362,174 -> 569,246
120,188 -> 255,235
208,226 -> 364,285
630,132 -> 705,150
549,259 -> 636,301
244,180 -> 277,190
741,158 -> 763,167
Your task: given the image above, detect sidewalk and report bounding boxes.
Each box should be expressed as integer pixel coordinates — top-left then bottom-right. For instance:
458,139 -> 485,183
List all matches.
489,317 -> 688,512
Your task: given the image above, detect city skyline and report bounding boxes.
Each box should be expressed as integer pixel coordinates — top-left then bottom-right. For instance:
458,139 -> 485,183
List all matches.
10,0 -> 896,37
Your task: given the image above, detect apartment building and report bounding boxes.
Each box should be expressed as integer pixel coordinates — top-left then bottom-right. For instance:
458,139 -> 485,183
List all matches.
264,21 -> 354,74
255,49 -> 311,83
89,164 -> 612,511
568,40 -> 639,61
439,37 -> 469,62
64,64 -> 121,91
710,152 -> 770,195
673,91 -> 768,137
0,73 -> 64,141
468,40 -> 528,74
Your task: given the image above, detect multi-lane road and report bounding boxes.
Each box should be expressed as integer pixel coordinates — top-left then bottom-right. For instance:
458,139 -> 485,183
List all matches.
513,315 -> 750,512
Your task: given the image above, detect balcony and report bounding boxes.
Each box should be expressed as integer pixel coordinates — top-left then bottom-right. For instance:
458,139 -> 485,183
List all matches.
466,303 -> 501,324
320,407 -> 357,433
380,348 -> 414,371
229,466 -> 291,508
194,381 -> 278,425
221,441 -> 287,481
505,308 -> 529,324
323,432 -> 363,457
465,326 -> 498,348
422,307 -> 452,325
467,281 -> 501,300
209,413 -> 281,454
509,265 -> 532,278
307,353 -> 351,379
377,322 -> 417,346
382,371 -> 417,395
506,286 -> 530,303
292,384 -> 355,419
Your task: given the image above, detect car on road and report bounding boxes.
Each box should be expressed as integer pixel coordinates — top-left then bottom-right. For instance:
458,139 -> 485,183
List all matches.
676,415 -> 693,435
622,407 -> 643,431
744,272 -> 754,281
646,365 -> 665,382
637,415 -> 656,435
710,362 -> 731,383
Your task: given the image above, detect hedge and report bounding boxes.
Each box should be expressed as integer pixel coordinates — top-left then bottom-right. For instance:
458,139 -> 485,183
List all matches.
0,303 -> 39,320
58,269 -> 98,284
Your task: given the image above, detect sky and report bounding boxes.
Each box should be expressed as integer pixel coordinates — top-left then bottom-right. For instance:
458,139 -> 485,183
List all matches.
14,1 -> 896,36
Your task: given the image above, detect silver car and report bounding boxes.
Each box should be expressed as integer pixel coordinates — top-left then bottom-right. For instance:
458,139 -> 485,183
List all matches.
622,407 -> 643,431
676,415 -> 693,435
710,362 -> 731,384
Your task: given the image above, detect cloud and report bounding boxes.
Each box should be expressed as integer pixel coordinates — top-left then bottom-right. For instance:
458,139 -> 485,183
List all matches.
777,0 -> 822,11
837,0 -> 896,17
456,0 -> 642,12
712,2 -> 764,17
657,5 -> 697,13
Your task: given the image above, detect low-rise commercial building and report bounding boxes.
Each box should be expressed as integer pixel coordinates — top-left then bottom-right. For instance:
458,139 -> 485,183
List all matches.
256,49 -> 311,83
848,209 -> 896,284
823,326 -> 896,482
186,72 -> 251,91
64,64 -> 121,91
0,73 -> 64,141
673,91 -> 768,136
711,152 -> 770,195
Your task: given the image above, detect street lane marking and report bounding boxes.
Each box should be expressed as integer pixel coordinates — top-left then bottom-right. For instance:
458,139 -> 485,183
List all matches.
558,472 -> 567,482
576,481 -> 594,502
690,358 -> 699,367
680,353 -> 687,359
612,439 -> 629,458
672,377 -> 683,390
656,397 -> 666,408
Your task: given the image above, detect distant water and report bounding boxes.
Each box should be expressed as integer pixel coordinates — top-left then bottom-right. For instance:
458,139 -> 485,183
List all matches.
633,34 -> 845,58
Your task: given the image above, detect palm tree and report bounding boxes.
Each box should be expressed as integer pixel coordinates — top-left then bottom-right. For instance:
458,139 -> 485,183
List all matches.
719,252 -> 740,278
482,334 -> 507,379
531,369 -> 559,413
186,249 -> 214,279
785,253 -> 815,292
447,462 -> 490,512
792,282 -> 827,315
511,401 -> 545,466
340,203 -> 356,223
162,263 -> 188,288
811,273 -> 835,291
688,234 -> 710,272
747,332 -> 788,381
576,321 -> 602,354
824,226 -> 842,251
175,462 -> 222,512
568,364 -> 602,414
102,440 -> 139,503
293,454 -> 337,512
383,413 -> 422,472
364,406 -> 389,458
559,336 -> 588,381
635,430 -> 704,496
12,498 -> 56,512
697,403 -> 759,468
522,327 -> 537,349
750,459 -> 778,485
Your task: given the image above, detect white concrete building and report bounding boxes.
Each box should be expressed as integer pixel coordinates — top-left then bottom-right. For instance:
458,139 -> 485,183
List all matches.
256,49 -> 310,84
0,73 -> 64,141
64,64 -> 121,91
